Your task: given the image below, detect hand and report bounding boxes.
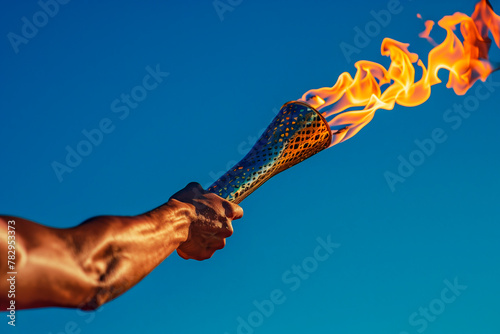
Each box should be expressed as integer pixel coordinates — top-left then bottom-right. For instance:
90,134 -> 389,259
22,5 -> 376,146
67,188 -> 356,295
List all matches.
170,182 -> 243,260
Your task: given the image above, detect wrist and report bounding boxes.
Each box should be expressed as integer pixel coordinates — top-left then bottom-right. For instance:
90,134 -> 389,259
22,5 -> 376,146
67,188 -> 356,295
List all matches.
143,199 -> 193,246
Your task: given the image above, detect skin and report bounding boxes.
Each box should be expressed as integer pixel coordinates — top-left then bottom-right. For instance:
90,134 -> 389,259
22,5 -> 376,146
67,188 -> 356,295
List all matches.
0,182 -> 243,310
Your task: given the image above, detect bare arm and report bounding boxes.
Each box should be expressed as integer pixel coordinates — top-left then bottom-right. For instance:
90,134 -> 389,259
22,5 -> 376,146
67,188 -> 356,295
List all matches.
0,183 -> 243,310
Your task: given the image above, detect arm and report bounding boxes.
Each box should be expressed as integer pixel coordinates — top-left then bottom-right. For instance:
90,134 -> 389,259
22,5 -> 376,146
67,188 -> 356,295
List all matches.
0,182 -> 243,310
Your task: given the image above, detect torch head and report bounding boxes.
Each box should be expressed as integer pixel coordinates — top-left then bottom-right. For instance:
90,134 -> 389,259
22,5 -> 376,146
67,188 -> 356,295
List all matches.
208,101 -> 332,203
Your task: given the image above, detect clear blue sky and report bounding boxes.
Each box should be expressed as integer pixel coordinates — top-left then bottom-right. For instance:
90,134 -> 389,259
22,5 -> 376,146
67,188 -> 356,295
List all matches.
1,1 -> 499,333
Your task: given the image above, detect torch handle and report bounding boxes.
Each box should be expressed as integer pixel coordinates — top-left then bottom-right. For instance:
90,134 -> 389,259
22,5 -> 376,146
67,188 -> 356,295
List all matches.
207,101 -> 331,204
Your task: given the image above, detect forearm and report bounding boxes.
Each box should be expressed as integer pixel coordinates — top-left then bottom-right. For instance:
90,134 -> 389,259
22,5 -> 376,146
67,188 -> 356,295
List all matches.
70,200 -> 190,309
0,199 -> 190,310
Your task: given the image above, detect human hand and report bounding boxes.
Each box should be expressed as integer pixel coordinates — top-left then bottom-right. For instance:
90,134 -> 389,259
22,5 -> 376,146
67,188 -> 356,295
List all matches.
170,182 -> 243,260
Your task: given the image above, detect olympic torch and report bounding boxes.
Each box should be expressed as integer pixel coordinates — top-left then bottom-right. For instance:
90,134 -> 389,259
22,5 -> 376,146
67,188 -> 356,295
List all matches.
207,101 -> 332,203
208,0 -> 500,204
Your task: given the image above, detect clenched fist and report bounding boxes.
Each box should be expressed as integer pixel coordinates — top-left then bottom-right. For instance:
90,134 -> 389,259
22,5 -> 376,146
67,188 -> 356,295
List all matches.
169,182 -> 244,260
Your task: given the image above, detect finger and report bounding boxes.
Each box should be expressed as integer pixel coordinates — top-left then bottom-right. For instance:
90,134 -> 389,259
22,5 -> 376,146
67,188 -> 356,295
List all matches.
232,203 -> 244,220
200,250 -> 215,260
176,248 -> 190,260
222,201 -> 244,220
207,237 -> 226,250
189,248 -> 215,261
216,221 -> 233,239
200,245 -> 224,260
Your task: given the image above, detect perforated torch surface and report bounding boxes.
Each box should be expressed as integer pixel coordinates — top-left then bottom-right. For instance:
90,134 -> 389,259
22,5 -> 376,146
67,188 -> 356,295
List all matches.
208,101 -> 332,203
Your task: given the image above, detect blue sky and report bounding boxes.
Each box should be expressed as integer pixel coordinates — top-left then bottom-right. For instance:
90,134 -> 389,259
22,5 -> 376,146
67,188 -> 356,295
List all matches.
1,0 -> 499,333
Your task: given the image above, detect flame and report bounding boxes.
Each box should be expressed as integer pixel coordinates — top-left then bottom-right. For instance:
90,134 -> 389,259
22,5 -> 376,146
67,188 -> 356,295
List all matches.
418,16 -> 438,46
300,0 -> 500,147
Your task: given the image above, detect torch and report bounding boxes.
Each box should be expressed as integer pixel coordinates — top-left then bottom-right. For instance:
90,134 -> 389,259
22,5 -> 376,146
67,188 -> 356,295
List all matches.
207,101 -> 332,203
208,0 -> 500,204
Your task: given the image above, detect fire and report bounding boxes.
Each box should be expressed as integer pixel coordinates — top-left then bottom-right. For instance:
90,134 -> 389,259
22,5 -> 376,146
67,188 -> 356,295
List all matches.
417,15 -> 437,46
300,0 -> 500,147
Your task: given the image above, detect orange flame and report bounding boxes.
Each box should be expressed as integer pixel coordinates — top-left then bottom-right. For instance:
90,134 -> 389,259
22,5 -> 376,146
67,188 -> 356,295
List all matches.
300,0 -> 500,147
418,16 -> 438,46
